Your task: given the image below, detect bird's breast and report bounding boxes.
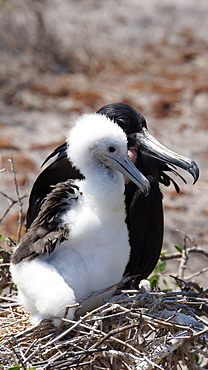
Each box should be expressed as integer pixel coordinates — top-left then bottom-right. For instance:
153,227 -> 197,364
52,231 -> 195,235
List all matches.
61,201 -> 128,252
50,202 -> 130,303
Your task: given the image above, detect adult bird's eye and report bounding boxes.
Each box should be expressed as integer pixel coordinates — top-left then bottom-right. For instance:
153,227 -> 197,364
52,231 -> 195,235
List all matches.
116,119 -> 126,131
108,146 -> 116,153
116,119 -> 124,125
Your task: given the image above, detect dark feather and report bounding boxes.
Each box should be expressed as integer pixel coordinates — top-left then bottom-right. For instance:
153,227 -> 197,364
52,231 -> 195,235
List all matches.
124,176 -> 163,284
12,181 -> 79,264
26,152 -> 82,229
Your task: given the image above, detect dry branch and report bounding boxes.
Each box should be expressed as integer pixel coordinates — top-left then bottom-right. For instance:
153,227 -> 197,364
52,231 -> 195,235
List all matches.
8,155 -> 25,243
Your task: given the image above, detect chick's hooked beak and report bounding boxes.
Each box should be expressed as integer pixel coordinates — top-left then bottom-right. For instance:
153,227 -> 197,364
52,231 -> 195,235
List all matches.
101,151 -> 150,196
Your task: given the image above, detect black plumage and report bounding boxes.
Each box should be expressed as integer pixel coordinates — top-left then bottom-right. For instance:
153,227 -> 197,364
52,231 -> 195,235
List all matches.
26,103 -> 199,286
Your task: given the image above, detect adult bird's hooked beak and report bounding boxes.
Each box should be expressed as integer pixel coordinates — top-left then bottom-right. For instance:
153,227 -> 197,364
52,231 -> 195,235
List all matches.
100,151 -> 151,196
129,128 -> 199,184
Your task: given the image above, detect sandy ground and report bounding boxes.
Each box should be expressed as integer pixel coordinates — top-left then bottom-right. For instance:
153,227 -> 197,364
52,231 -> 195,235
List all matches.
0,0 -> 208,288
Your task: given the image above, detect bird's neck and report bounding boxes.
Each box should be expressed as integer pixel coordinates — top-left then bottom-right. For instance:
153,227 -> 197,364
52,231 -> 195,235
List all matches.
78,168 -> 126,216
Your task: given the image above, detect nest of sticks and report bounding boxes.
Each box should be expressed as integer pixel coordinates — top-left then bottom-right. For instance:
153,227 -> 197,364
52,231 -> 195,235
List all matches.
0,276 -> 208,370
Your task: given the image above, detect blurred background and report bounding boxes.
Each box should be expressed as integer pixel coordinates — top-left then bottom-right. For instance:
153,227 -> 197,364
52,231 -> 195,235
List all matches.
0,0 -> 208,286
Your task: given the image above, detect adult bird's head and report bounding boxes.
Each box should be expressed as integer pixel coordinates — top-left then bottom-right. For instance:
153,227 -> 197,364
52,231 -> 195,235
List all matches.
97,103 -> 199,192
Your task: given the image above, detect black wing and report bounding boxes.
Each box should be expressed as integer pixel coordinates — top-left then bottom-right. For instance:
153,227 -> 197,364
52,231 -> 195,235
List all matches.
12,181 -> 79,264
26,144 -> 83,229
124,176 -> 163,285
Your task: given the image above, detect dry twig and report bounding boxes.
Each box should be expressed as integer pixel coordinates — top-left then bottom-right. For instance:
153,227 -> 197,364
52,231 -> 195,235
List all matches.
8,155 -> 25,243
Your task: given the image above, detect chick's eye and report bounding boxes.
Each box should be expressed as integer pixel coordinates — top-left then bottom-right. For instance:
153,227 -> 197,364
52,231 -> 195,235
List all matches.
108,146 -> 116,153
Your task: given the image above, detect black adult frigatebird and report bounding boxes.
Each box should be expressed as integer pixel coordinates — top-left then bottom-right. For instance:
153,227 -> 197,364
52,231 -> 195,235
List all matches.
25,103 -> 199,286
11,113 -> 150,324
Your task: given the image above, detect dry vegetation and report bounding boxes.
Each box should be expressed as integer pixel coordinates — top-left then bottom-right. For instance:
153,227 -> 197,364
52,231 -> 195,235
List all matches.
0,276 -> 208,369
